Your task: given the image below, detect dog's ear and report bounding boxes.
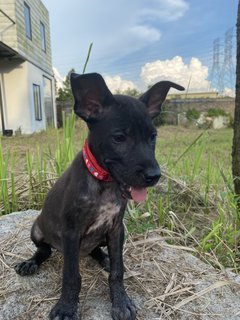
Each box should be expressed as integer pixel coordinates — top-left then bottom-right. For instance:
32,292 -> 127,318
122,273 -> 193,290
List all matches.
70,72 -> 115,122
139,81 -> 185,119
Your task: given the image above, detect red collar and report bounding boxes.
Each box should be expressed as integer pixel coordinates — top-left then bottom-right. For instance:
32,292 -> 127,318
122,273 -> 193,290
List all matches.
82,140 -> 113,182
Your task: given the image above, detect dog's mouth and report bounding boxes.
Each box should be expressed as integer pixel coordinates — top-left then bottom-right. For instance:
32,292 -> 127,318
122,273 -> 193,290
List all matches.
104,160 -> 148,203
120,185 -> 147,203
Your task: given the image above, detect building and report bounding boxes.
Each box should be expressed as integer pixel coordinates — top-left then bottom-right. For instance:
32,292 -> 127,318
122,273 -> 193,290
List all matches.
0,0 -> 56,135
167,91 -> 219,100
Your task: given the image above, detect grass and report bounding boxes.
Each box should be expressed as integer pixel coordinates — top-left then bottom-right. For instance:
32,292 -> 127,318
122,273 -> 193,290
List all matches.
1,116 -> 239,272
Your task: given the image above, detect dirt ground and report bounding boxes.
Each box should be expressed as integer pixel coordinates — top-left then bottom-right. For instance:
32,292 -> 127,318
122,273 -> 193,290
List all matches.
1,210 -> 240,320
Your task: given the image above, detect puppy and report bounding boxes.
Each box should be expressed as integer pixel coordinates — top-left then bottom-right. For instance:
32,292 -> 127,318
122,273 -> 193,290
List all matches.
15,73 -> 184,320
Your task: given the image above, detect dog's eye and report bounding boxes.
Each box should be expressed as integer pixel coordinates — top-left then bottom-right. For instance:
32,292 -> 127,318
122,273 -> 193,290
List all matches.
150,132 -> 157,142
112,134 -> 126,143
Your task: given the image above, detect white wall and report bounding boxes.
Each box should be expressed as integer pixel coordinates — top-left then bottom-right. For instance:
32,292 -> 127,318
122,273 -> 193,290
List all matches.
0,59 -> 32,133
27,62 -> 56,133
0,59 -> 56,134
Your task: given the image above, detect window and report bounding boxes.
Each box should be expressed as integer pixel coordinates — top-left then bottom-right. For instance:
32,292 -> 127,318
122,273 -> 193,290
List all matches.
24,2 -> 32,39
40,22 -> 46,52
33,85 -> 42,121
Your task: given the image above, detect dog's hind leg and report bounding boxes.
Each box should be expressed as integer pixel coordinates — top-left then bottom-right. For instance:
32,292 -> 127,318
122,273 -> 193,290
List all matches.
90,246 -> 110,272
15,220 -> 52,276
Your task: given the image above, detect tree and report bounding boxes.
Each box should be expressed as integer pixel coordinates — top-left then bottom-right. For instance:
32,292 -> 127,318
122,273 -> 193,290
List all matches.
57,68 -> 75,102
115,87 -> 141,97
122,88 -> 141,97
232,0 -> 240,206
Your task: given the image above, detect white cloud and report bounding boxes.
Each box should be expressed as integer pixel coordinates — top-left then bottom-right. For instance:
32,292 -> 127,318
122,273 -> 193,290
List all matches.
139,0 -> 189,22
53,68 -> 138,95
54,56 -> 230,96
129,25 -> 161,43
222,87 -> 235,97
93,0 -> 188,59
43,0 -> 189,70
100,25 -> 161,60
140,56 -> 211,92
104,75 -> 138,93
53,67 -> 64,91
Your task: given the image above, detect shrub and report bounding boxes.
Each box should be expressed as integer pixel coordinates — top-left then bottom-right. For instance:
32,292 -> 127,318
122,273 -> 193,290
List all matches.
206,108 -> 227,117
186,108 -> 200,121
153,113 -> 168,127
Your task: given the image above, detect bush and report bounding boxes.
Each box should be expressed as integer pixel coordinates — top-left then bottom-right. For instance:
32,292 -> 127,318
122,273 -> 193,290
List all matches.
153,109 -> 178,127
206,108 -> 227,117
186,108 -> 200,121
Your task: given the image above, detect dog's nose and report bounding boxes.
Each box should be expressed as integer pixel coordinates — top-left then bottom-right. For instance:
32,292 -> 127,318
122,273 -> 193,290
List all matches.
144,168 -> 161,185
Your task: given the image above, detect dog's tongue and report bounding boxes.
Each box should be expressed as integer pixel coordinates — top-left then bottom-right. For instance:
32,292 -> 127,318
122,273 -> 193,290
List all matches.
130,187 -> 147,203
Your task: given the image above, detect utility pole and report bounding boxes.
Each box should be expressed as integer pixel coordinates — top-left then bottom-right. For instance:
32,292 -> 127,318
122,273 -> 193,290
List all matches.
209,38 -> 223,93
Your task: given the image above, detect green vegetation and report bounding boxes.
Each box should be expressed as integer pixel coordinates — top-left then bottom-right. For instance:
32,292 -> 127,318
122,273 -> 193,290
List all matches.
186,108 -> 200,121
206,108 -> 228,117
1,119 -> 239,272
153,112 -> 169,127
116,88 -> 141,97
0,114 -> 87,213
56,68 -> 75,102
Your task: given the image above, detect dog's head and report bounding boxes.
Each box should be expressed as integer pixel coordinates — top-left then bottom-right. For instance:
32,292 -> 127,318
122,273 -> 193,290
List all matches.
71,73 -> 184,202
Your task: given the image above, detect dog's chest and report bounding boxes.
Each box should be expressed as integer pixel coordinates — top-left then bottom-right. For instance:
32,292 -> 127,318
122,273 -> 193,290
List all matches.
86,202 -> 120,234
77,183 -> 125,255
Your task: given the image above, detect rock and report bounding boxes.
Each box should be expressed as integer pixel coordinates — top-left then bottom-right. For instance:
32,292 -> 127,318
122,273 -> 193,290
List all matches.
0,210 -> 240,320
196,114 -> 230,129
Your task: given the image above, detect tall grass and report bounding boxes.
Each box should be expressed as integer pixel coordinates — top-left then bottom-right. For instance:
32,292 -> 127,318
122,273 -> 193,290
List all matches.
0,139 -> 18,214
54,112 -> 76,176
1,123 -> 240,271
0,113 -> 82,214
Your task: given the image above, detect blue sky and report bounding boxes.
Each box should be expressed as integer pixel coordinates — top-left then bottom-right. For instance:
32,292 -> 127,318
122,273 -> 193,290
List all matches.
42,0 -> 238,93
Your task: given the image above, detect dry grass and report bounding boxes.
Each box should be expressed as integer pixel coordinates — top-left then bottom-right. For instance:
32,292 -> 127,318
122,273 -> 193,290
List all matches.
1,212 -> 239,320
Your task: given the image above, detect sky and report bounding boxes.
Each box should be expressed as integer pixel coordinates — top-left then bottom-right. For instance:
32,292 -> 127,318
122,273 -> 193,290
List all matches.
42,0 -> 238,94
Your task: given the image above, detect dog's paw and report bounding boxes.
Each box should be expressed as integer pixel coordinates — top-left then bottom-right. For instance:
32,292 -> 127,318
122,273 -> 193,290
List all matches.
14,260 -> 38,276
111,295 -> 136,320
49,301 -> 80,320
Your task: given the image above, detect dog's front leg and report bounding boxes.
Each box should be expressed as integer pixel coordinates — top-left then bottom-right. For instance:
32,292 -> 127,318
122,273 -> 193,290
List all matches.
107,222 -> 136,320
50,229 -> 81,320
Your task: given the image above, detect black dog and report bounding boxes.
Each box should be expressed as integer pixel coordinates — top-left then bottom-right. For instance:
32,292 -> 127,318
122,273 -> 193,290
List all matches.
15,73 -> 184,320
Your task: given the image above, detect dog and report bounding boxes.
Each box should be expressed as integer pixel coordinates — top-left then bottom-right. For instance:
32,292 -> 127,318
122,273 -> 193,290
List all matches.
15,73 -> 184,320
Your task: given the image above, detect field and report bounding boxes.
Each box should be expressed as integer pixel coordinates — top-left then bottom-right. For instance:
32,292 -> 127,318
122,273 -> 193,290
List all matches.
1,115 -> 239,272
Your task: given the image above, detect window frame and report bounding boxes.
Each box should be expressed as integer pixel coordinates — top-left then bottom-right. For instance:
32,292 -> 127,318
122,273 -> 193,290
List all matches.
33,84 -> 42,121
40,21 -> 46,52
24,2 -> 32,40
